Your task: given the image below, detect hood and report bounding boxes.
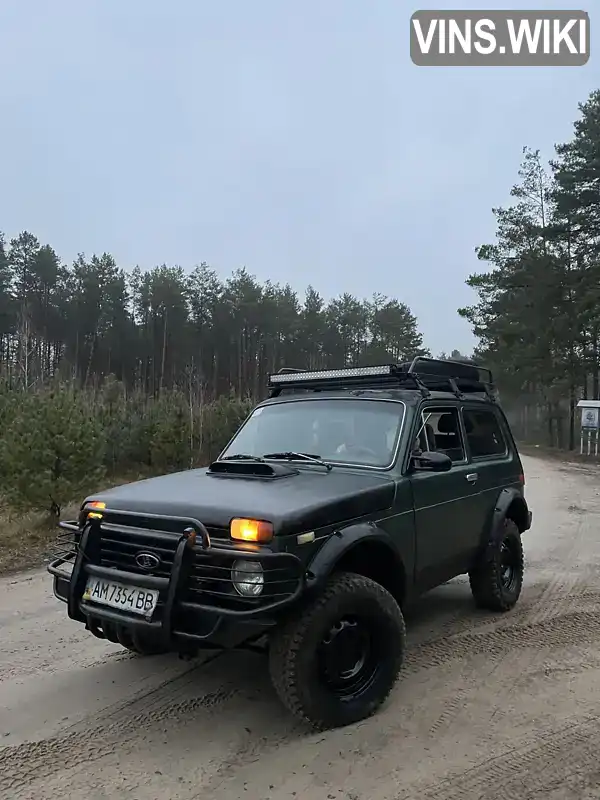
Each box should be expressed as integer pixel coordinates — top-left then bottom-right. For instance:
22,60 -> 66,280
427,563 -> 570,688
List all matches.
85,465 -> 396,537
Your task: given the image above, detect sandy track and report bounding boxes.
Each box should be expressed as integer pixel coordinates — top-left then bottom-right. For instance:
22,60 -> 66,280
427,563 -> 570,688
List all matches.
2,454 -> 600,799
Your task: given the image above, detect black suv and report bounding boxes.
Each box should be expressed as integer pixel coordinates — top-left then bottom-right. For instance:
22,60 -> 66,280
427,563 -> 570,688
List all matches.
48,358 -> 532,730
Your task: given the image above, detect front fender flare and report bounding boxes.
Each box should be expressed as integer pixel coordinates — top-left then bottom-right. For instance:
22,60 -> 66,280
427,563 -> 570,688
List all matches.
305,521 -> 404,590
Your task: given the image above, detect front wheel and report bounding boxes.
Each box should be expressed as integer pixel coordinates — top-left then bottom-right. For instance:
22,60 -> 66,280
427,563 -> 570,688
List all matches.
469,518 -> 524,612
268,572 -> 406,730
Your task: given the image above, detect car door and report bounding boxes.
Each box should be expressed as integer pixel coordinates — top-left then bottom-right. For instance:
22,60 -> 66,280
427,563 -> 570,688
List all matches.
408,403 -> 482,592
460,404 -> 522,548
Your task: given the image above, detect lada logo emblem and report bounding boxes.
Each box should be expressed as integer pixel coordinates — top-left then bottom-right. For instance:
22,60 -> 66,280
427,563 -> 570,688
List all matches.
135,552 -> 160,571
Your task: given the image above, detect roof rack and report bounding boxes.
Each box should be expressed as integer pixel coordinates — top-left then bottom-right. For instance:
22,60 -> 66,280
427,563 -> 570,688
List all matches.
276,367 -> 307,375
267,358 -> 496,401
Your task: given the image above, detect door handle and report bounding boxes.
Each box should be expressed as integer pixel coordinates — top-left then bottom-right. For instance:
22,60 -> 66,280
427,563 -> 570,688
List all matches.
466,472 -> 479,483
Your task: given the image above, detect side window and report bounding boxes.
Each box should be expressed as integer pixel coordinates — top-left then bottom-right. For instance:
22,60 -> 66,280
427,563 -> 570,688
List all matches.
413,407 -> 465,463
462,408 -> 507,458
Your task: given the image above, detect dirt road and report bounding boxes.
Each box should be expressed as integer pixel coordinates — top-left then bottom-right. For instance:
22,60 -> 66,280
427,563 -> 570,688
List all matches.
2,454 -> 600,799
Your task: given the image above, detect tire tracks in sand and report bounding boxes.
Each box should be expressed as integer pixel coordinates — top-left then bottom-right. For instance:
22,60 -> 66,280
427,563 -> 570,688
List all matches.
0,653 -> 230,794
398,714 -> 600,800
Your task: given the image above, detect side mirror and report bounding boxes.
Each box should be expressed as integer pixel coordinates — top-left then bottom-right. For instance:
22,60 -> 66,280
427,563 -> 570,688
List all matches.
411,450 -> 452,472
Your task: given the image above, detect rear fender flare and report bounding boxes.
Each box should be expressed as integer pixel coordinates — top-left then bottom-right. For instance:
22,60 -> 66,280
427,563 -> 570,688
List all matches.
485,487 -> 528,557
305,522 -> 405,590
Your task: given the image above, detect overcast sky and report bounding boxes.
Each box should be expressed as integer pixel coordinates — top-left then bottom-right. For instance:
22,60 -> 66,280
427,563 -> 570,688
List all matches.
0,0 -> 596,355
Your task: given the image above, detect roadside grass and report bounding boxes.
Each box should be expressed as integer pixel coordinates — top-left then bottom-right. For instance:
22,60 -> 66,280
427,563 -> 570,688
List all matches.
0,470 -> 155,576
0,504 -> 80,576
518,441 -> 600,467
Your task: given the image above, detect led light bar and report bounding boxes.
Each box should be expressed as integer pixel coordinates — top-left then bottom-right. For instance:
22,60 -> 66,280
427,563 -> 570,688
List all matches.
269,365 -> 394,383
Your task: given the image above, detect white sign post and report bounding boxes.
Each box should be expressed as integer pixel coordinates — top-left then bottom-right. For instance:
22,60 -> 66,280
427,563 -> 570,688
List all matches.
577,400 -> 600,455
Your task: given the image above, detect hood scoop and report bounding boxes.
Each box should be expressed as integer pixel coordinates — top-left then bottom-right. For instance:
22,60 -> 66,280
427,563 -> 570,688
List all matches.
207,459 -> 299,479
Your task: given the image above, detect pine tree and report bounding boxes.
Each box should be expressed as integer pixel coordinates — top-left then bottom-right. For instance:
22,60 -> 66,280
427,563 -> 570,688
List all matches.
0,385 -> 105,516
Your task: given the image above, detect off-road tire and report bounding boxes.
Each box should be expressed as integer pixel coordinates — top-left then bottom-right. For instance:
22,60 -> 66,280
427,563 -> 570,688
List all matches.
268,571 -> 406,730
469,518 -> 524,612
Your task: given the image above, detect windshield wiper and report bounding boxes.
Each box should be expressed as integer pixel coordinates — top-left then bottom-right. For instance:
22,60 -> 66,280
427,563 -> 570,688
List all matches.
262,451 -> 332,471
220,454 -> 265,462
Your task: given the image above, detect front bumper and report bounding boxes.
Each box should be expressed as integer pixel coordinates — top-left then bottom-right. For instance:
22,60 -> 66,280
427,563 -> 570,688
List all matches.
48,512 -> 304,649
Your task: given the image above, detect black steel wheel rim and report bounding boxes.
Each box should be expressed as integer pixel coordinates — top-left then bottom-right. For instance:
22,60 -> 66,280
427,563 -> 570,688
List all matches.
317,615 -> 380,700
499,539 -> 518,591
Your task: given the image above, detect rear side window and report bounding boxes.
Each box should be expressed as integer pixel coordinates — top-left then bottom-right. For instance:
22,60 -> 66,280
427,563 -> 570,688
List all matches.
462,408 -> 507,458
414,407 -> 466,463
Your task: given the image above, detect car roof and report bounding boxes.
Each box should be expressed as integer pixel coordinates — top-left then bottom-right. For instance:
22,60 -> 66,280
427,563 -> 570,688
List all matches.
255,388 -> 494,408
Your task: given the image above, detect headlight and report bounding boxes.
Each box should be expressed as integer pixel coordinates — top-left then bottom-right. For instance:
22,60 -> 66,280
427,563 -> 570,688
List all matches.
231,560 -> 264,597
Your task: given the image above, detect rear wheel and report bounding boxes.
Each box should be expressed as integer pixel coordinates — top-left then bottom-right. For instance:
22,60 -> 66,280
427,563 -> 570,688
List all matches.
269,572 -> 406,730
469,518 -> 524,612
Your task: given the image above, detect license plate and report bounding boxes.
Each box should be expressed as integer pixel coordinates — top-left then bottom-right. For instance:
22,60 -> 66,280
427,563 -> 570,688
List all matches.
83,577 -> 159,618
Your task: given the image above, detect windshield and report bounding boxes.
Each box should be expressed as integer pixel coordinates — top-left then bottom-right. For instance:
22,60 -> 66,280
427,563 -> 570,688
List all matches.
220,398 -> 405,468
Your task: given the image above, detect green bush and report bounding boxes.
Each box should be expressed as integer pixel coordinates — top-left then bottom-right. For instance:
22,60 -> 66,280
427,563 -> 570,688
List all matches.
149,390 -> 191,472
198,392 -> 254,464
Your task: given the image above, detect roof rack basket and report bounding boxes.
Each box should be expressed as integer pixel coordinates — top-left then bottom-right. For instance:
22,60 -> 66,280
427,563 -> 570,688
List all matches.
267,358 -> 496,400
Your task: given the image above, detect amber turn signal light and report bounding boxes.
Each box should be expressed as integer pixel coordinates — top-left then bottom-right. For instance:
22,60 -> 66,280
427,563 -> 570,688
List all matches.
230,518 -> 273,544
85,500 -> 106,520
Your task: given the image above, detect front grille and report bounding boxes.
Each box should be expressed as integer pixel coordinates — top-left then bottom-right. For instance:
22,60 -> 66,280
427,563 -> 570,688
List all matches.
99,526 -> 178,578
97,512 -> 228,579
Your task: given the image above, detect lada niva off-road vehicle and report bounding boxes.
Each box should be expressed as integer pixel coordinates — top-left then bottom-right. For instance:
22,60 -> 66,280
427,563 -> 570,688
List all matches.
49,358 -> 532,730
